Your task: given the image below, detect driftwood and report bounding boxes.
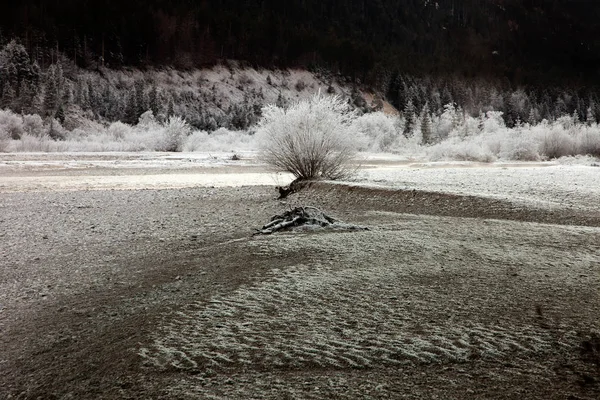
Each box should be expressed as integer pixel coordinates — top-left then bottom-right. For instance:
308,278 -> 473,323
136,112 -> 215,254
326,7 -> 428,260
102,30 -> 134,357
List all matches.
254,206 -> 368,235
276,178 -> 311,199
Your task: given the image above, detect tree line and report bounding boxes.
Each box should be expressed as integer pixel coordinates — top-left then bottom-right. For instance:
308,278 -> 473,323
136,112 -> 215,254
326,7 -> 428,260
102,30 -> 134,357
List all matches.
2,39 -> 598,139
1,0 -> 599,87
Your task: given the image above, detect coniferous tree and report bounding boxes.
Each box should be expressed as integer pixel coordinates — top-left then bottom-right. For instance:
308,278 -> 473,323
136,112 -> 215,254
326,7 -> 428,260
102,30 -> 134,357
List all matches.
43,65 -> 59,117
14,81 -> 37,114
1,85 -> 15,109
420,103 -> 432,145
0,41 -> 34,91
441,86 -> 453,107
403,99 -> 416,137
124,91 -> 138,124
586,106 -> 596,125
453,105 -> 465,133
56,104 -> 66,123
587,96 -> 597,124
528,108 -> 537,125
77,81 -> 91,111
134,79 -> 147,118
167,96 -> 175,118
148,85 -> 159,115
554,96 -> 567,119
275,92 -> 287,109
100,83 -> 112,119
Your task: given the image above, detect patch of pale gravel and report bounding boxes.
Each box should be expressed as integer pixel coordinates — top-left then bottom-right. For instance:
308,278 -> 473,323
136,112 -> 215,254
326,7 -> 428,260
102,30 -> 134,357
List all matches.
0,151 -> 261,171
0,172 -> 290,192
0,152 -> 296,192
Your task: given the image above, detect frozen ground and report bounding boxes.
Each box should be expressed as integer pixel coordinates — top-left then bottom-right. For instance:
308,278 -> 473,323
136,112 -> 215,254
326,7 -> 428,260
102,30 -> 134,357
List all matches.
1,152 -> 599,399
0,152 -> 293,192
1,152 -> 598,212
354,160 -> 600,211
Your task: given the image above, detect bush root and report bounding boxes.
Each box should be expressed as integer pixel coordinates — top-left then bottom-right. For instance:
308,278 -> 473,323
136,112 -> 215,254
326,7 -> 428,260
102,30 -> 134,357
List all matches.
254,206 -> 367,235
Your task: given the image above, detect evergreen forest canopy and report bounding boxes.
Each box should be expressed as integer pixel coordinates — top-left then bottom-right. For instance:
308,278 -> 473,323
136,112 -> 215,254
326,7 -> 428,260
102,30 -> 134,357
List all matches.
2,0 -> 600,87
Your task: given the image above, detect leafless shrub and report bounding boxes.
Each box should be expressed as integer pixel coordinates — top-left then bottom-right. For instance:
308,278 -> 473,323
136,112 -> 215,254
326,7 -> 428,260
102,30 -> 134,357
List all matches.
0,109 -> 24,139
155,116 -> 191,152
257,94 -> 356,180
539,128 -> 575,159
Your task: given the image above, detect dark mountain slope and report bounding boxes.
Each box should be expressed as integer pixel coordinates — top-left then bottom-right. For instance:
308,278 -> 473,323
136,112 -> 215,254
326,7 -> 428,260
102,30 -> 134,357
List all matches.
1,1 -> 599,86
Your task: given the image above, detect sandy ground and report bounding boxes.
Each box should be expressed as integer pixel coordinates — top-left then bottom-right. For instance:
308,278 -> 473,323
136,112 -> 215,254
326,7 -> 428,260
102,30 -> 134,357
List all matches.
1,154 -> 599,399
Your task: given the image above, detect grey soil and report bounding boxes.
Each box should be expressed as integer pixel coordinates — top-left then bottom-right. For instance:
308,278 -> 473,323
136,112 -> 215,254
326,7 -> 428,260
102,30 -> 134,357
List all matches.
1,171 -> 599,399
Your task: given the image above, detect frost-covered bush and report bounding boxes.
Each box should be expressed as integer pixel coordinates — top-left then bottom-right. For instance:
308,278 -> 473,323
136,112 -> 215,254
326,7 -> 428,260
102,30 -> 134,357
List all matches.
350,112 -> 402,152
47,118 -> 68,140
574,126 -> 600,157
9,133 -> 63,152
0,109 -> 25,139
538,126 -> 575,159
555,115 -> 577,130
482,111 -> 505,134
181,130 -> 210,152
428,136 -> 496,162
0,129 -> 8,152
497,131 -> 540,161
156,116 -> 191,152
22,114 -> 45,137
461,115 -> 483,137
433,104 -> 457,140
182,127 -> 256,152
257,94 -> 356,180
138,110 -> 160,129
108,121 -> 131,140
62,105 -> 96,131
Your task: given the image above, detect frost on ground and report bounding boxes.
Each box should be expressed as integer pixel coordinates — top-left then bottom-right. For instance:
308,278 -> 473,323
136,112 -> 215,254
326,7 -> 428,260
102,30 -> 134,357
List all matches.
139,214 -> 600,397
1,152 -> 599,213
2,154 -> 599,399
0,152 -> 294,192
352,161 -> 600,211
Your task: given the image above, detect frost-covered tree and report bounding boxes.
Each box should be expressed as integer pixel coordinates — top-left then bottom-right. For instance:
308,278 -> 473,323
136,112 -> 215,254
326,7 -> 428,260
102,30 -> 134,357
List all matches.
123,91 -> 138,124
586,106 -> 596,125
420,103 -> 432,145
441,86 -> 453,107
554,96 -> 567,118
0,40 -> 39,112
1,85 -> 15,109
275,92 -> 287,109
0,41 -> 37,89
134,79 -> 147,118
167,96 -> 175,118
351,112 -> 400,152
43,65 -> 60,117
257,94 -> 356,180
528,108 -> 538,125
42,63 -> 68,118
403,99 -> 416,137
148,85 -> 159,115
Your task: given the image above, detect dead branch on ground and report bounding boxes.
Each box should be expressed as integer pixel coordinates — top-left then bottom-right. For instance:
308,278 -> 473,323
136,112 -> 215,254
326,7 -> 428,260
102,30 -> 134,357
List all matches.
254,206 -> 368,235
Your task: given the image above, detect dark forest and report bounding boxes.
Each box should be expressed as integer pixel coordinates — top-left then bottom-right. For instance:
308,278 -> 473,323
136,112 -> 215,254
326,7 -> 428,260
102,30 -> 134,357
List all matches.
2,0 -> 600,86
